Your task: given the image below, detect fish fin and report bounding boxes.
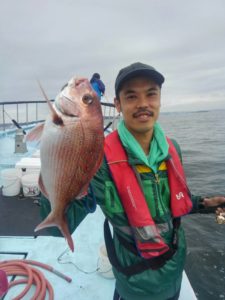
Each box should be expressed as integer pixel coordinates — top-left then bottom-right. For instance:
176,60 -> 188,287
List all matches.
25,123 -> 45,142
35,213 -> 74,252
38,174 -> 49,199
37,80 -> 64,126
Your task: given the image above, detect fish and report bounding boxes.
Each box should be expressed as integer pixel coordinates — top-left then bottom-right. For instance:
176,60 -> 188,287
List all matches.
27,77 -> 104,251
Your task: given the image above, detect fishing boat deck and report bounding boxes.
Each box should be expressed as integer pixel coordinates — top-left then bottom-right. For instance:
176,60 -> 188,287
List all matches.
0,203 -> 196,300
0,193 -> 49,237
0,206 -> 115,300
0,150 -> 197,299
1,188 -> 224,299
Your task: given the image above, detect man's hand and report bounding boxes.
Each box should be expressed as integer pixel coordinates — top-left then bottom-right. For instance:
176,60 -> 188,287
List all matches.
203,196 -> 225,207
216,207 -> 225,215
215,207 -> 225,224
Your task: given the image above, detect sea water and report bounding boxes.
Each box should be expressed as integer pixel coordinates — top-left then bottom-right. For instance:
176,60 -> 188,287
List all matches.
159,109 -> 225,196
159,109 -> 225,300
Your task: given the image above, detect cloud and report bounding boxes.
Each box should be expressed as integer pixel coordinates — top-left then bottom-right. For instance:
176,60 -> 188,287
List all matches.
0,0 -> 225,111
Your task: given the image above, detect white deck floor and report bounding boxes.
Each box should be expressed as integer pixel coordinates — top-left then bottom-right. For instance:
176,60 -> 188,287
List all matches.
0,206 -> 196,300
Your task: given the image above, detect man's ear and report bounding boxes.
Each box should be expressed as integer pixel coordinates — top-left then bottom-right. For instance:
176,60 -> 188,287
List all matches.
114,97 -> 121,113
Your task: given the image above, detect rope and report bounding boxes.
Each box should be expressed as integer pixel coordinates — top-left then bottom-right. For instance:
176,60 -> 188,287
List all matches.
0,259 -> 72,300
0,269 -> 8,297
57,248 -> 113,277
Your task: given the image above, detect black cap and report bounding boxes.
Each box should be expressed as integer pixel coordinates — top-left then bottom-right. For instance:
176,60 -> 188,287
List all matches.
115,62 -> 165,97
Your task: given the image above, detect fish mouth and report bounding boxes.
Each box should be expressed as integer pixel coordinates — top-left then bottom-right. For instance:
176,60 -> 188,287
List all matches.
74,78 -> 90,87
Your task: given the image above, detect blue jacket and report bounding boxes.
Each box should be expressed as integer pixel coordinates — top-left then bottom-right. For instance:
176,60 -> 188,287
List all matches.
90,78 -> 105,99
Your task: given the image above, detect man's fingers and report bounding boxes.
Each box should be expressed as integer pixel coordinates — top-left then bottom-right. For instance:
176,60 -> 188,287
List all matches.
203,196 -> 225,207
216,208 -> 224,215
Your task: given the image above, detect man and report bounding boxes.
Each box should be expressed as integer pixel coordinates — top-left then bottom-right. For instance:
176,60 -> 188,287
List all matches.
40,62 -> 225,300
90,73 -> 105,100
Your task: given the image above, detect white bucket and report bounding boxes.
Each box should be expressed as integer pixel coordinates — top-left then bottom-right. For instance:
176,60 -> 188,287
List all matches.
21,173 -> 40,197
97,244 -> 114,279
0,168 -> 22,196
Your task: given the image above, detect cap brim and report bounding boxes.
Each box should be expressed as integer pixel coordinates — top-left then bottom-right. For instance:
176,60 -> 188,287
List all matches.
116,68 -> 164,95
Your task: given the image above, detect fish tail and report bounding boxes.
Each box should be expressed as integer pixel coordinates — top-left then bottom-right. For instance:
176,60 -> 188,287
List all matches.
35,213 -> 74,252
59,221 -> 75,252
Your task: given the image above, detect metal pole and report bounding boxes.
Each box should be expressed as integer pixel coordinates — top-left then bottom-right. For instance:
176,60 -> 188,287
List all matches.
26,103 -> 28,124
17,103 -> 19,123
2,104 -> 5,131
36,102 -> 38,121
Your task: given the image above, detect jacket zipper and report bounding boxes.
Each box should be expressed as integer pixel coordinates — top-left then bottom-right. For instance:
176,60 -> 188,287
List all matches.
154,171 -> 172,231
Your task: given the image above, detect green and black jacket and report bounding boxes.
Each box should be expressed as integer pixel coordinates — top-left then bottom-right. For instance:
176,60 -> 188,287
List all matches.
40,139 -> 204,300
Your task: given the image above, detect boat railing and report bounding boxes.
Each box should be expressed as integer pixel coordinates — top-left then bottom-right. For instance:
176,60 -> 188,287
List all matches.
0,100 -> 119,133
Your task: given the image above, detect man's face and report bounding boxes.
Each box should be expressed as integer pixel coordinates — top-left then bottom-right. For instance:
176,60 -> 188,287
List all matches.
114,76 -> 161,138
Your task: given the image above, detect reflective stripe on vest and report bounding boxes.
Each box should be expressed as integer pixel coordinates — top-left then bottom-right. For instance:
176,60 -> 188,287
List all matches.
104,131 -> 192,259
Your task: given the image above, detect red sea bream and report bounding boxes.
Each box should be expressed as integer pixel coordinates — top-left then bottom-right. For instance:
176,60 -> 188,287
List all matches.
27,77 -> 104,251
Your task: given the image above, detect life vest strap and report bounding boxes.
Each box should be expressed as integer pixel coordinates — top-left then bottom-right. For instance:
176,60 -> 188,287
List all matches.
104,218 -> 180,276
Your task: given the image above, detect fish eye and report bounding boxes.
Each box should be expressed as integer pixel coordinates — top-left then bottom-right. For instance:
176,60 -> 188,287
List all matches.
82,94 -> 93,105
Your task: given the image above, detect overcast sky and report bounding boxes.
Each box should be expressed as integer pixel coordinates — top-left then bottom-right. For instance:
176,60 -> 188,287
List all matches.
1,0 -> 225,111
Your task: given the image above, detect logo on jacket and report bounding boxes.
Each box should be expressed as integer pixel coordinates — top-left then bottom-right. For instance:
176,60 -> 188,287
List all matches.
176,192 -> 184,200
